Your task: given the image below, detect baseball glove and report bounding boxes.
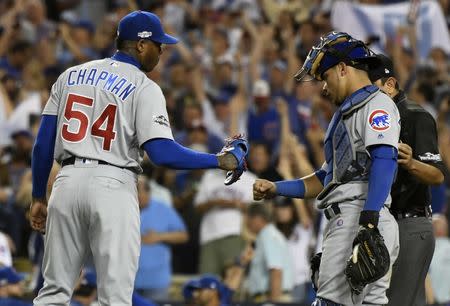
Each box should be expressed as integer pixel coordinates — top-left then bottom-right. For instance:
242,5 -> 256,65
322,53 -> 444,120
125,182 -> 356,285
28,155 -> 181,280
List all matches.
344,225 -> 390,295
220,135 -> 249,185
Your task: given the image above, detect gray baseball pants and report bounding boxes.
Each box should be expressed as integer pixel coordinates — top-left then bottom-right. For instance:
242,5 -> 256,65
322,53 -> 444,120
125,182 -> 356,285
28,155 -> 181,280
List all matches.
317,201 -> 400,306
34,161 -> 140,306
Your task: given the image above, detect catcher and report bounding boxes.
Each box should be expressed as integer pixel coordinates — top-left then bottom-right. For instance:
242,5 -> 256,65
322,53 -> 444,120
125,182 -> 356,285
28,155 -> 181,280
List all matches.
253,32 -> 400,306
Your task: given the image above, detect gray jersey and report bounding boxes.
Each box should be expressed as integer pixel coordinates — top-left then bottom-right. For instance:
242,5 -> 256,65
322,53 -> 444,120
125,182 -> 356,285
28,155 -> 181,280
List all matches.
318,91 -> 400,208
43,58 -> 173,172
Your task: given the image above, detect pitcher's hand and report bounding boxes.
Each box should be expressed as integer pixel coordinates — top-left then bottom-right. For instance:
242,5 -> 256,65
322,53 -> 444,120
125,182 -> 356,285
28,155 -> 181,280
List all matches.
30,198 -> 47,234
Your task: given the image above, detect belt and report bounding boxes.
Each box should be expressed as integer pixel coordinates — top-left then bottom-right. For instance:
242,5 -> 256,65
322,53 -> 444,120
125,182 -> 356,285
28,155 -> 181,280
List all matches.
391,205 -> 432,220
62,156 -> 108,167
324,203 -> 391,221
324,203 -> 341,220
61,156 -> 133,172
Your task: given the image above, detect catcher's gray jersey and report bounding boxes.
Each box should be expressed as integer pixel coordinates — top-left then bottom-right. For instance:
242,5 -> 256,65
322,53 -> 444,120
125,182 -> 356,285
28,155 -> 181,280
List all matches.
317,89 -> 400,209
43,58 -> 173,171
315,87 -> 401,305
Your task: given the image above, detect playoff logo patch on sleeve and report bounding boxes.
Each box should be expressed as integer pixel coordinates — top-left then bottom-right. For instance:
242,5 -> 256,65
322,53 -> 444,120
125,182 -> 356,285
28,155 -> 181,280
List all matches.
153,115 -> 170,127
368,109 -> 391,131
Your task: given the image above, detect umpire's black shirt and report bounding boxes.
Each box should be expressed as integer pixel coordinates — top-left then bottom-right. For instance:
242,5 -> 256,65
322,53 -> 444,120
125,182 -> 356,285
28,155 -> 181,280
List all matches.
390,91 -> 445,213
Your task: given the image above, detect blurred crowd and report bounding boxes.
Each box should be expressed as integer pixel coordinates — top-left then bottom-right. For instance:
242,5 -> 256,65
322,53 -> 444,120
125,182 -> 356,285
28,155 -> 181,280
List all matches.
0,0 -> 449,305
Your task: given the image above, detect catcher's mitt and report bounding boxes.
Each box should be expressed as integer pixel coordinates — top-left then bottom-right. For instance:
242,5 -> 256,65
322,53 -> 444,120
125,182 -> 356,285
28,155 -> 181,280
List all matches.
220,135 -> 249,185
344,225 -> 390,295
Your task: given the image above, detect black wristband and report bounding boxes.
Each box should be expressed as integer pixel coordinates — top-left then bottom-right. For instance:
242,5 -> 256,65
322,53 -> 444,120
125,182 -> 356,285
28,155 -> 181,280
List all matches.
359,210 -> 380,227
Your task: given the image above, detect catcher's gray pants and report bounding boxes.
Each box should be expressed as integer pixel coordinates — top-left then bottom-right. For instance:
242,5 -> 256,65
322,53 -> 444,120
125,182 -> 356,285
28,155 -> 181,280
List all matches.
34,162 -> 140,306
386,216 -> 435,306
317,201 -> 399,306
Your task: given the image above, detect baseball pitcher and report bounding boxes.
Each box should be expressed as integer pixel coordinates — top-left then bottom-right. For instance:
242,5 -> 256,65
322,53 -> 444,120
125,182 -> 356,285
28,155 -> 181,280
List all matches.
29,11 -> 248,306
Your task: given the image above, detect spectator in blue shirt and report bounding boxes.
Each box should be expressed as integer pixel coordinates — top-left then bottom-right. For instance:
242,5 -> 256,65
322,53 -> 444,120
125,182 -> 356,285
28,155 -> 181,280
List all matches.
244,202 -> 294,302
135,175 -> 188,301
0,41 -> 32,80
0,266 -> 31,306
247,79 -> 280,149
183,274 -> 233,306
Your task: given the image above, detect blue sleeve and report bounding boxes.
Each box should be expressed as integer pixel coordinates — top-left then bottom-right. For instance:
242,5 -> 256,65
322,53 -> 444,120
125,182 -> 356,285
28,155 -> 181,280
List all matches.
274,179 -> 305,198
143,138 -> 219,169
363,145 -> 398,211
431,183 -> 446,214
32,115 -> 57,198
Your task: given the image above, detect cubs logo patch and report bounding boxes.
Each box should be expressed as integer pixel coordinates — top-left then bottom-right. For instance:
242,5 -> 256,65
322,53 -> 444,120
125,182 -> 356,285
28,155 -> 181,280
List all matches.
369,109 -> 391,131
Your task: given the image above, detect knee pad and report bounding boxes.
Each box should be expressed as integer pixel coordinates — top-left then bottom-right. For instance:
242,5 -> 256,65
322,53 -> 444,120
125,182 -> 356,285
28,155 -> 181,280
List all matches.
312,297 -> 344,306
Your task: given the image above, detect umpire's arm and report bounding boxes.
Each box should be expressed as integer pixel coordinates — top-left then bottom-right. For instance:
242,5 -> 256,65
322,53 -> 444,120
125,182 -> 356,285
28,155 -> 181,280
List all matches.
398,112 -> 444,185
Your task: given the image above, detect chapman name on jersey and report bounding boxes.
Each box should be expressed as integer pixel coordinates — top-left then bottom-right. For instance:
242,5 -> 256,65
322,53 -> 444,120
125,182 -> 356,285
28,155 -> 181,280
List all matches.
67,67 -> 136,102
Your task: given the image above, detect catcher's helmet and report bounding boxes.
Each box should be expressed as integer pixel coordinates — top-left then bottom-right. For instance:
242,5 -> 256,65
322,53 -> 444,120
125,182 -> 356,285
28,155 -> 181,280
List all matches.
294,32 -> 380,82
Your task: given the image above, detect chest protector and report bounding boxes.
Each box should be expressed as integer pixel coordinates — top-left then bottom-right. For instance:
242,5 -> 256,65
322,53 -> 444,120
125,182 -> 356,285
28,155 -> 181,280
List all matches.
318,85 -> 379,200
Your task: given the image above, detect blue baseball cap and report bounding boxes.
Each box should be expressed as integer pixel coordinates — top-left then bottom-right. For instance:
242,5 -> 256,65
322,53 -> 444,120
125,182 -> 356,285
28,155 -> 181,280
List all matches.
184,274 -> 222,291
80,269 -> 97,287
117,11 -> 178,45
0,267 -> 24,285
197,274 -> 222,290
182,279 -> 198,299
200,276 -> 221,290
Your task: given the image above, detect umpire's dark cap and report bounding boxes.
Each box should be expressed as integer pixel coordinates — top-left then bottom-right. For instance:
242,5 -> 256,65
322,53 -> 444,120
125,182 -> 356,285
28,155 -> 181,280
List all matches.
368,54 -> 396,82
117,11 -> 178,45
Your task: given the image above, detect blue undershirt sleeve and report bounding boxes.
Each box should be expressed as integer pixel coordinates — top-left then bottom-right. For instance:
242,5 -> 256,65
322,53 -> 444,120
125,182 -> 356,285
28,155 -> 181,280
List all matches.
32,115 -> 57,198
314,169 -> 326,186
274,179 -> 306,198
143,138 -> 219,169
363,144 -> 398,212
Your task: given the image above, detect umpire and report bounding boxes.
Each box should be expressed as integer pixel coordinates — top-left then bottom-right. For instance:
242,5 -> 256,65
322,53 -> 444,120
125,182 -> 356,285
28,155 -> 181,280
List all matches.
369,54 -> 445,306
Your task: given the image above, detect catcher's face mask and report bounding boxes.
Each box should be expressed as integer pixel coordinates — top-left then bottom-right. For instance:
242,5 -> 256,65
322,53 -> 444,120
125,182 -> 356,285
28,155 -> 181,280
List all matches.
294,32 -> 378,82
